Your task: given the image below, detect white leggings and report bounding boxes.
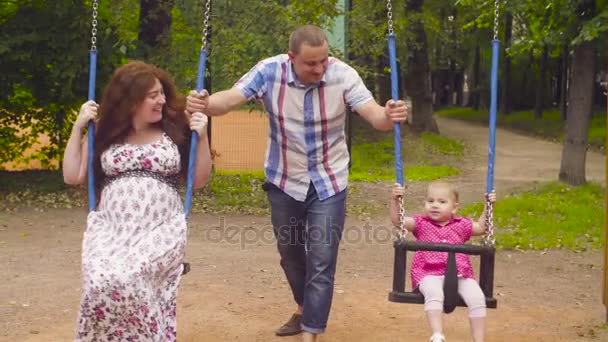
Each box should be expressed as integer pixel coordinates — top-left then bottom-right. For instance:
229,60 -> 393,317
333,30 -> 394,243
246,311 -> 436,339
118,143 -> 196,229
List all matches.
418,275 -> 487,318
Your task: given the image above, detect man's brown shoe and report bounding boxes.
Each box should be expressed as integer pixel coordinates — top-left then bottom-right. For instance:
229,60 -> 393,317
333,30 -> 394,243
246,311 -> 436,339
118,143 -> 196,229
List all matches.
275,313 -> 303,336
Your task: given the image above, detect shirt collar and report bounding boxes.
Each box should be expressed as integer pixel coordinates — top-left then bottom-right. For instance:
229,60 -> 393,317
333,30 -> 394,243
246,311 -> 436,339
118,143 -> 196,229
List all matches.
421,215 -> 463,227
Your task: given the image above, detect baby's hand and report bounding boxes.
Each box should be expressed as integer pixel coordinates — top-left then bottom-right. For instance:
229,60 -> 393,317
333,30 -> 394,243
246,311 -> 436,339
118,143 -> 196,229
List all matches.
391,183 -> 405,199
486,191 -> 497,203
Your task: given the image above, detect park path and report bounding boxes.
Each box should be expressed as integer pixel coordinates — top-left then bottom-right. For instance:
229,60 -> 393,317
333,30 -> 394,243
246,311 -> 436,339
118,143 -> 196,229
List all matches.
434,116 -> 605,202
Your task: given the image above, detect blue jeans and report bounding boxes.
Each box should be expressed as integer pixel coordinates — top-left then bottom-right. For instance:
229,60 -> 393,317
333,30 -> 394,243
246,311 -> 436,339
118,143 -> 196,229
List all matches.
264,182 -> 347,334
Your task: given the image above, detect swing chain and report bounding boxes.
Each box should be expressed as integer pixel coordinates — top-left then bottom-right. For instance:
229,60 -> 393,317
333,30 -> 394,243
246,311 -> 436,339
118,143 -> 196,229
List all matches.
493,0 -> 500,41
201,0 -> 212,52
91,0 -> 98,51
483,196 -> 495,246
398,197 -> 408,240
386,0 -> 394,36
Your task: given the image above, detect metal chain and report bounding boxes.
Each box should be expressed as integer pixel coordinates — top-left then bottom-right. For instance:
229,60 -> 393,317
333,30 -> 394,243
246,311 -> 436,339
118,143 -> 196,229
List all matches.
201,0 -> 212,51
483,196 -> 495,246
493,0 -> 500,41
91,0 -> 98,51
398,196 -> 408,240
386,0 -> 394,36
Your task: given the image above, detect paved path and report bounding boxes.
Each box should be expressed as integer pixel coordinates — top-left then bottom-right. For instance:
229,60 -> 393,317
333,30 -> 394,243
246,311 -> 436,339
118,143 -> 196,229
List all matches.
434,116 -> 605,202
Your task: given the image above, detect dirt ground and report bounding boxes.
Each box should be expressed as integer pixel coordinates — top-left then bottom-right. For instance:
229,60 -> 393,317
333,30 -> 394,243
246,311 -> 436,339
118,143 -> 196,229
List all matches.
2,116 -> 607,341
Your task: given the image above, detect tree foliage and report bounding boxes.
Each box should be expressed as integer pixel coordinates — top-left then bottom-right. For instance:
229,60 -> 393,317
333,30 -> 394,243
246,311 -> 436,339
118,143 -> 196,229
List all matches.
457,0 -> 608,55
0,0 -> 121,168
0,0 -> 605,176
0,0 -> 339,168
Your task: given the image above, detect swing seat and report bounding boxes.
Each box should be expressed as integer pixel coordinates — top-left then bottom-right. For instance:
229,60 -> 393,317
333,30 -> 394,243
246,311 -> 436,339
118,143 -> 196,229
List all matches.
388,240 -> 497,309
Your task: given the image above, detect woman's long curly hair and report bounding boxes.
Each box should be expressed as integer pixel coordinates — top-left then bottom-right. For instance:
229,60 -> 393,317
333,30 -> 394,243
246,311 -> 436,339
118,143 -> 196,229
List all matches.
92,61 -> 190,205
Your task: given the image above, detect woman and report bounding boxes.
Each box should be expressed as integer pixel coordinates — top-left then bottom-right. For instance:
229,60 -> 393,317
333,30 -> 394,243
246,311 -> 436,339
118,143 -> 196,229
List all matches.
63,61 -> 212,341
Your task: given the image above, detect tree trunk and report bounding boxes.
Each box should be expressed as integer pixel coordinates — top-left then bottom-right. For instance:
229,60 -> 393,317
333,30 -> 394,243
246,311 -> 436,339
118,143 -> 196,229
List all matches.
559,44 -> 569,121
405,0 -> 438,134
470,45 -> 481,110
558,41 -> 595,185
139,0 -> 175,55
499,12 -> 512,115
449,8 -> 462,106
520,51 -> 534,109
448,58 -> 456,105
534,45 -> 548,119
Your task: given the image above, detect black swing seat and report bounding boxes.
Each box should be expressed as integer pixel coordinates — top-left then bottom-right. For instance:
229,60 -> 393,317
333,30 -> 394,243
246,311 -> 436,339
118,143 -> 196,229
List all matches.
388,240 -> 497,309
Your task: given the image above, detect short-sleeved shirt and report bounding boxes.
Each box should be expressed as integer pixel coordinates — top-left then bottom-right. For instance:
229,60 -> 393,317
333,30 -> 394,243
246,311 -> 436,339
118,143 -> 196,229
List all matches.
410,215 -> 475,289
235,54 -> 373,201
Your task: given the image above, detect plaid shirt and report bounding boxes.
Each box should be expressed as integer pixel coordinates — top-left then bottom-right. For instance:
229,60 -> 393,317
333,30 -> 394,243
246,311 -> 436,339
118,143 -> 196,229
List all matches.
236,54 -> 373,201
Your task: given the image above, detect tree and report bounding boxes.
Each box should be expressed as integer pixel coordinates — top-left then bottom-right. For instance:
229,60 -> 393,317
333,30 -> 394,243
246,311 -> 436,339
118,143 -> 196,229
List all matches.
499,11 -> 512,115
459,0 -> 608,185
404,0 -> 438,133
139,0 -> 176,59
349,0 -> 446,134
534,44 -> 548,119
559,40 -> 595,185
558,0 -> 604,184
0,0 -> 341,169
190,0 -> 339,91
0,0 -> 120,169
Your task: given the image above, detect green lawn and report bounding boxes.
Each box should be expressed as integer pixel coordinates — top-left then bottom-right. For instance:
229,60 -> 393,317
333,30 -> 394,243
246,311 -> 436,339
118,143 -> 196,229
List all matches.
349,132 -> 462,182
461,182 -> 605,251
0,130 -> 465,215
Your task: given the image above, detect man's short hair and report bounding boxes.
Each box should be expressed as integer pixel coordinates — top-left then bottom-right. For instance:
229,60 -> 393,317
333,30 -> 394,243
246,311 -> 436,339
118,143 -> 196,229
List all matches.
289,25 -> 328,54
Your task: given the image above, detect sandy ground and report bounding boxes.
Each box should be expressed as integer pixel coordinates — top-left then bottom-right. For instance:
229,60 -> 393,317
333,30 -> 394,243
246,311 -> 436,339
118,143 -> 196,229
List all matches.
1,116 -> 607,341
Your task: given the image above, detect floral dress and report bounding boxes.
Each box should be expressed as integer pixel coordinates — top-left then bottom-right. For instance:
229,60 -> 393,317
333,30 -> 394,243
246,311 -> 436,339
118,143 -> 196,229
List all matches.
76,133 -> 187,341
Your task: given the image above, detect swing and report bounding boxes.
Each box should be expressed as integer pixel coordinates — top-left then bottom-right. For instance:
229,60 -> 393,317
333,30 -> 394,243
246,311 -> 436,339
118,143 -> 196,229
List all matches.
386,0 -> 501,312
85,0 -> 213,275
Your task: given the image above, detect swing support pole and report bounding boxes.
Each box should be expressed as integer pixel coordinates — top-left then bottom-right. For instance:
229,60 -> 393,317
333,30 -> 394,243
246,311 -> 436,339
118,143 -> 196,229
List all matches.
87,0 -> 99,212
184,48 -> 207,218
389,33 -> 402,187
386,1 -> 402,187
184,0 -> 212,218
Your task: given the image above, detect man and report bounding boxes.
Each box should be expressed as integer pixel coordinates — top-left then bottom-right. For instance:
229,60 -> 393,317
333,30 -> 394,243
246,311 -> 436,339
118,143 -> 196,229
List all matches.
187,24 -> 408,342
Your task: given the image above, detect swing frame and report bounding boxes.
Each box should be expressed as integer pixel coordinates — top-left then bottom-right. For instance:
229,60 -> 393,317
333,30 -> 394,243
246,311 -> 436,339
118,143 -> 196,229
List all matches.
386,0 -> 501,310
86,0 -> 213,276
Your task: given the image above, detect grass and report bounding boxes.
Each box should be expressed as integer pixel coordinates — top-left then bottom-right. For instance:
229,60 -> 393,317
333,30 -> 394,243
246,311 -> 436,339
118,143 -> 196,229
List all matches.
193,170 -> 268,215
1,162 -> 605,252
0,170 -> 66,193
419,133 -> 465,155
0,170 -> 270,215
0,131 -> 465,218
436,107 -> 606,151
460,182 -> 605,251
349,132 -> 463,182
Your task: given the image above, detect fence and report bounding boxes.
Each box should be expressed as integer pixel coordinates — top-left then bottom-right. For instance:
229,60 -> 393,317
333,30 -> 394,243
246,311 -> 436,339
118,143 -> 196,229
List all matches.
210,110 -> 268,172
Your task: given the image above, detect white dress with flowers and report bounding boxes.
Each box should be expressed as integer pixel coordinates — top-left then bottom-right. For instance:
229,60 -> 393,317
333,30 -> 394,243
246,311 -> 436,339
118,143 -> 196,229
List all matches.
76,133 -> 187,342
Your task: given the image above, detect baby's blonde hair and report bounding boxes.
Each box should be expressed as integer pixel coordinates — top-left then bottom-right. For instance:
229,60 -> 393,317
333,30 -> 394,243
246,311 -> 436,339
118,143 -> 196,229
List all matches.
427,181 -> 459,202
